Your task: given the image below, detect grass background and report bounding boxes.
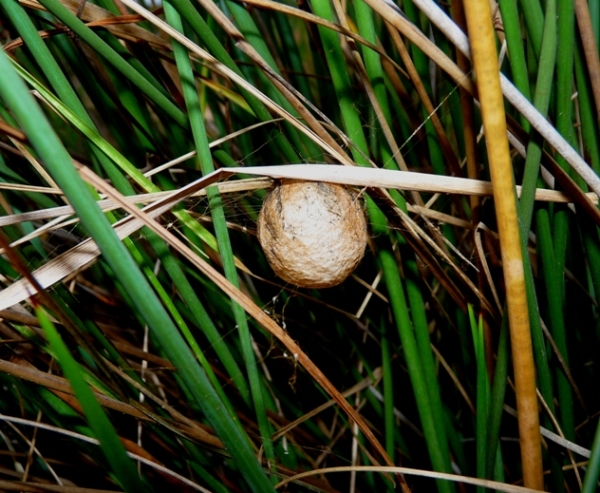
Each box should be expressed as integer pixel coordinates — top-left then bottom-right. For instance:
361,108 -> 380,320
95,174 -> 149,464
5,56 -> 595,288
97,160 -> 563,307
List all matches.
0,0 -> 599,490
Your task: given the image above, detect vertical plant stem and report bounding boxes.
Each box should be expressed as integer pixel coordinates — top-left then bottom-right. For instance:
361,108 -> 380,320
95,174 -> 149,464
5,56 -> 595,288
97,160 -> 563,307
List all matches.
555,0 -> 575,173
163,2 -> 275,468
536,209 -> 574,440
380,247 -> 453,493
462,0 -> 544,487
517,0 -> 557,235
468,305 -> 489,491
485,312 -> 509,478
380,321 -> 396,463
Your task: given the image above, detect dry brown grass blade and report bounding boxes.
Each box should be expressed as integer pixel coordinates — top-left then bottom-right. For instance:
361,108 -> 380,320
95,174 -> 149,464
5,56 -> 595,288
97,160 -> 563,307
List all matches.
462,0 -> 543,487
274,465 -> 546,492
0,118 -> 27,141
74,164 -> 408,490
272,368 -> 383,441
385,26 -> 462,178
18,0 -> 170,48
0,415 -> 212,492
574,0 -> 600,122
1,164 -> 595,313
0,358 -> 222,448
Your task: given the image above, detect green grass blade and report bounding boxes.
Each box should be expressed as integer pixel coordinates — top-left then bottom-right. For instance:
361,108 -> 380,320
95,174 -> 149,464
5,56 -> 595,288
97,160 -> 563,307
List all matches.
536,208 -> 575,440
35,0 -> 187,127
518,0 -> 556,235
498,0 -> 531,130
380,320 -> 396,463
35,306 -> 149,493
0,47 -> 275,493
485,312 -> 509,478
468,305 -> 488,491
164,1 -> 275,467
380,246 -> 453,493
310,0 -> 370,165
582,419 -> 600,493
165,0 -> 300,162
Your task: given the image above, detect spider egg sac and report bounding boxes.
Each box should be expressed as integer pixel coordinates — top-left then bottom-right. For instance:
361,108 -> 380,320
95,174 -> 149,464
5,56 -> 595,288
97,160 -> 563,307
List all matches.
257,180 -> 368,288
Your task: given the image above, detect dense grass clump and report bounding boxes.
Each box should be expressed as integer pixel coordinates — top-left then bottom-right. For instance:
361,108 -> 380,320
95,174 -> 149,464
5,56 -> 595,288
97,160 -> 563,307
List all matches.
0,0 -> 599,490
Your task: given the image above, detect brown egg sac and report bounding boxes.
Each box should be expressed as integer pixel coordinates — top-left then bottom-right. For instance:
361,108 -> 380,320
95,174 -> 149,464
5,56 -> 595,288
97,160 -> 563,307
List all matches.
257,180 -> 368,288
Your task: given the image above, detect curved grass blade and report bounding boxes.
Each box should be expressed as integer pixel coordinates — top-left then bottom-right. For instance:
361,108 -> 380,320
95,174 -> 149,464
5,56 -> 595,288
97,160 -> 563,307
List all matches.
163,2 -> 275,466
35,306 -> 150,493
0,47 -> 276,493
35,0 -> 187,128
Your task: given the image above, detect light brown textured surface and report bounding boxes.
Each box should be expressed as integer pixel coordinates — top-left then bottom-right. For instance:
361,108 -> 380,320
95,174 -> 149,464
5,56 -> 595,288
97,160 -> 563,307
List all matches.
257,180 -> 368,288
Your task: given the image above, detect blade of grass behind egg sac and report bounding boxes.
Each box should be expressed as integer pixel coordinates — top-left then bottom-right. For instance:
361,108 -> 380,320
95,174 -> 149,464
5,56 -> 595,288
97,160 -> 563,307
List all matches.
163,1 -> 276,467
0,49 -> 276,493
34,306 -> 150,493
309,0 -> 370,166
300,10 -> 453,474
219,0 -> 319,158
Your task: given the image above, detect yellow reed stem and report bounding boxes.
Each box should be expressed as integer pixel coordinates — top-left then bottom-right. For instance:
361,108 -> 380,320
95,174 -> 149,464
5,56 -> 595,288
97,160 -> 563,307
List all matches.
461,0 -> 544,489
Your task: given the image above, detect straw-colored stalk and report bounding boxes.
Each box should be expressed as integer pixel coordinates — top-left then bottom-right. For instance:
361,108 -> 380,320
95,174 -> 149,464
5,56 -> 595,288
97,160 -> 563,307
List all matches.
462,0 -> 544,489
